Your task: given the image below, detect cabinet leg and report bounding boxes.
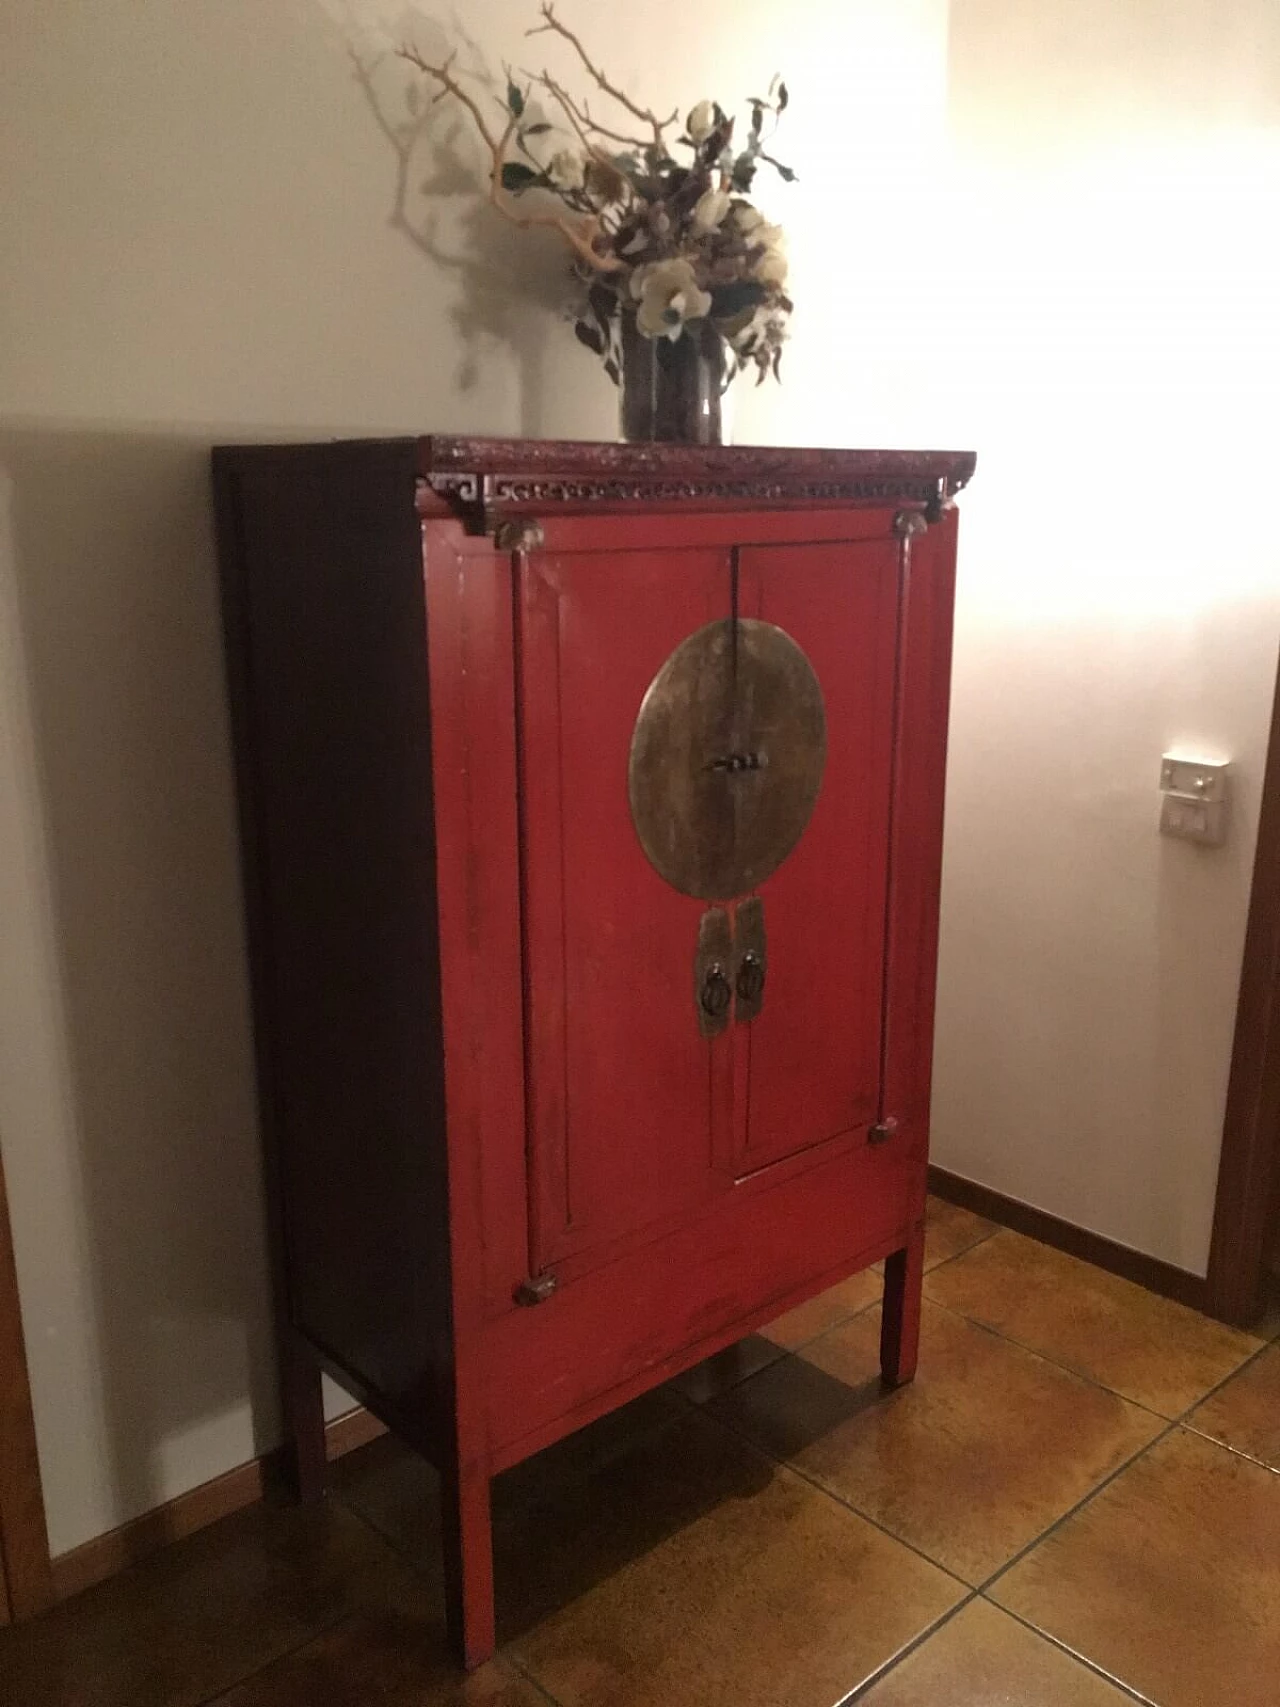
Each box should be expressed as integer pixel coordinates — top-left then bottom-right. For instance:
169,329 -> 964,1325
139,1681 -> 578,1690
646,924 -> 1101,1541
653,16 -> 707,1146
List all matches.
881,1221 -> 925,1388
442,1460 -> 496,1671
281,1335 -> 328,1503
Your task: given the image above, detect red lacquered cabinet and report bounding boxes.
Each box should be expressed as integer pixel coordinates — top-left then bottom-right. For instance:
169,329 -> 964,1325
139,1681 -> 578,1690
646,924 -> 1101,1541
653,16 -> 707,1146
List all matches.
213,436 -> 974,1668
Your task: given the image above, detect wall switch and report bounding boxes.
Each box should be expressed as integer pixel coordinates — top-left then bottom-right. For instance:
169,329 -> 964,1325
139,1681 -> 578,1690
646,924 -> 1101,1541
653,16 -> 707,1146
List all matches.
1159,754 -> 1229,846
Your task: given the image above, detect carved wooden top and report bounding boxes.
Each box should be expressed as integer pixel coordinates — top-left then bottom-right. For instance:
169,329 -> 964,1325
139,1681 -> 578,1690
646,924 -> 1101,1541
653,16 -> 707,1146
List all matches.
417,436 -> 975,532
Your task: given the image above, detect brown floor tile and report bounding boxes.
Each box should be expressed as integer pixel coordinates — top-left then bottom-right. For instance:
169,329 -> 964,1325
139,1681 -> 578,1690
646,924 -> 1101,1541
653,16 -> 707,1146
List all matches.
1185,1342 -> 1280,1469
510,1409 -> 963,1707
0,1498 -> 418,1707
337,1387 -> 687,1588
925,1228 -> 1261,1416
922,1197 -> 997,1270
666,1335 -> 784,1402
857,1598 -> 1134,1706
991,1428 -> 1280,1707
712,1300 -> 1161,1584
213,1611 -> 545,1706
759,1270 -> 883,1351
343,1384 -> 961,1693
870,1198 -> 998,1280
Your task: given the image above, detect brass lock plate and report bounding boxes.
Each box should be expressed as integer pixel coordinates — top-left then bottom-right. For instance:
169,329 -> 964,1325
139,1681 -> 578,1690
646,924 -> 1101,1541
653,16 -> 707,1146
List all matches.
628,618 -> 827,901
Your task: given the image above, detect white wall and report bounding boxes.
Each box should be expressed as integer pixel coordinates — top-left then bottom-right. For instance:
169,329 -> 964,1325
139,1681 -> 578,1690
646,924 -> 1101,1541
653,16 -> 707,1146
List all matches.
0,0 -> 945,1558
930,0 -> 1280,1273
1,0 -> 1276,1558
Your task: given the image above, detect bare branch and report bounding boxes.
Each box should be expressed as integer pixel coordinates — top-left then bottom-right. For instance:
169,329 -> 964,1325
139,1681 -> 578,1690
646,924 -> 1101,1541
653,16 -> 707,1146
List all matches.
396,41 -> 622,272
398,44 -> 501,149
526,2 -> 676,146
580,99 -> 658,152
526,70 -> 640,203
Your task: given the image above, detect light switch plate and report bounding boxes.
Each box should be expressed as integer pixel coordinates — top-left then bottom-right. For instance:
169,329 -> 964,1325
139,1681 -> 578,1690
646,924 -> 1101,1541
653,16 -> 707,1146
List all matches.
1159,755 -> 1228,804
1159,754 -> 1229,845
1160,794 -> 1226,846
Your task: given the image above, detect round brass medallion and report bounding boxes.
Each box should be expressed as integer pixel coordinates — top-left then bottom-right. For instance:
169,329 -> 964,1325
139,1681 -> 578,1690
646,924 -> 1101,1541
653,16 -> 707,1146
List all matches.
628,618 -> 827,900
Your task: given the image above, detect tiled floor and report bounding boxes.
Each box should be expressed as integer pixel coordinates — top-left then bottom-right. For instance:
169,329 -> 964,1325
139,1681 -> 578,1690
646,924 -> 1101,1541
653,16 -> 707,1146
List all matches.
3,1199 -> 1278,1706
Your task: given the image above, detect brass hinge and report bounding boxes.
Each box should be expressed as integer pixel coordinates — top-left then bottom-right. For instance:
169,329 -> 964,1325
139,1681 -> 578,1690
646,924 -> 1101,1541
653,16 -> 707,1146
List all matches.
895,478 -> 953,537
494,518 -> 546,553
514,1272 -> 558,1307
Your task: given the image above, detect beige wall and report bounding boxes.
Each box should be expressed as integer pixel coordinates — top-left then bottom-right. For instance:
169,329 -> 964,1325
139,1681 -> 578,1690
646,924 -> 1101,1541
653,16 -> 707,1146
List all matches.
930,0 -> 1280,1271
0,0 -> 1275,1556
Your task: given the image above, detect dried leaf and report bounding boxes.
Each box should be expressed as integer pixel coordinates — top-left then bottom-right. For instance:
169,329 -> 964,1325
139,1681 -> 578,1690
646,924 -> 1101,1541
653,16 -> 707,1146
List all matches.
717,305 -> 758,339
732,156 -> 757,192
710,279 -> 767,319
574,319 -> 606,355
507,80 -> 525,117
588,281 -> 617,336
501,162 -> 541,192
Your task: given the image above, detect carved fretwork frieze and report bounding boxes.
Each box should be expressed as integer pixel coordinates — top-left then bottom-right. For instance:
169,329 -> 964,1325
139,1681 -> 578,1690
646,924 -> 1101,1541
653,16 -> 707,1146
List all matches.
416,438 -> 976,536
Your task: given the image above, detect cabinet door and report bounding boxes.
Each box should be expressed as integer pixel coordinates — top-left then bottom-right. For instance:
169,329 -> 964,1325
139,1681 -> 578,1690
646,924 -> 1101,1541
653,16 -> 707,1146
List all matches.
518,533 -> 899,1279
518,548 -> 734,1273
731,540 -> 899,1174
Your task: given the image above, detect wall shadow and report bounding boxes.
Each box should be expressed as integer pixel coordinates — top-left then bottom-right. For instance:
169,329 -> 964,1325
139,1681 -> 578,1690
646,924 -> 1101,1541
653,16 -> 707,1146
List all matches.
0,422 -> 282,1540
345,11 -> 603,440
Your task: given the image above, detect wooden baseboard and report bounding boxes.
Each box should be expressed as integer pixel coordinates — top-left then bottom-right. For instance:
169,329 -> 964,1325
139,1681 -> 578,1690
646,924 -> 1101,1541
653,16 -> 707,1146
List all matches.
49,1406 -> 387,1605
928,1165 -> 1213,1315
322,1404 -> 388,1462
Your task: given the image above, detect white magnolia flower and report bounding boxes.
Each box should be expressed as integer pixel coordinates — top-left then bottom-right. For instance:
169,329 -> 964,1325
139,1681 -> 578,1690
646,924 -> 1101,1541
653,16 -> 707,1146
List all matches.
631,258 -> 713,340
753,247 -> 789,285
691,188 -> 731,233
731,203 -> 765,233
547,149 -> 586,192
687,100 -> 717,143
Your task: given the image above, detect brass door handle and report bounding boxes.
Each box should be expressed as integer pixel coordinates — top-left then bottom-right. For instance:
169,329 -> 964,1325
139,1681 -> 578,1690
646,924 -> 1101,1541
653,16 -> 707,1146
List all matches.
733,896 -> 767,1023
701,964 -> 732,1018
735,950 -> 764,1005
694,909 -> 733,1038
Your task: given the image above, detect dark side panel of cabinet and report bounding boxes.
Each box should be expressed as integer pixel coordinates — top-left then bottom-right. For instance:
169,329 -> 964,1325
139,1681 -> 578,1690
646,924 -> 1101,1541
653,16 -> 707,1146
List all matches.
215,441 -> 453,1424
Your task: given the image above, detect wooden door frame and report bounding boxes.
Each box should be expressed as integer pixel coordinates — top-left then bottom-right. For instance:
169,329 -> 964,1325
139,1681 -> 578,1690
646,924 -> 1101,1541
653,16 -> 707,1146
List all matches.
1206,642 -> 1280,1325
0,1129 -> 54,1620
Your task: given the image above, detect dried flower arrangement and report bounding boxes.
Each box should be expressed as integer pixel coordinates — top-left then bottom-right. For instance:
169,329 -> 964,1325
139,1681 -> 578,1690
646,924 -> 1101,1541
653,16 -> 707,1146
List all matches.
397,4 -> 795,393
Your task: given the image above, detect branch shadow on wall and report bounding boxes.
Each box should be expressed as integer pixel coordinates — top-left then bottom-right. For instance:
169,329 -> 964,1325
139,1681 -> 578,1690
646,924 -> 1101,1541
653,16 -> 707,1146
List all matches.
0,424 -> 283,1547
345,11 -> 605,438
